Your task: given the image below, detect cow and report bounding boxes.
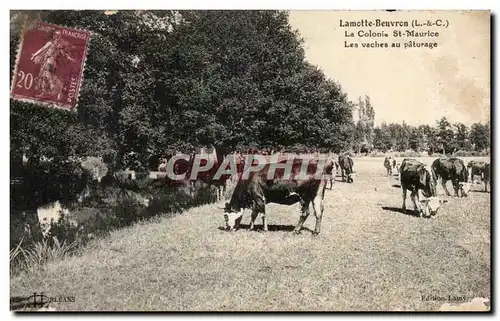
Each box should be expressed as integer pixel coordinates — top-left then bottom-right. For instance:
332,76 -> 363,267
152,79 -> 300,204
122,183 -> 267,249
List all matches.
384,157 -> 393,176
467,160 -> 490,192
223,157 -> 334,235
338,155 -> 354,183
431,157 -> 471,197
326,157 -> 336,189
399,158 -> 445,217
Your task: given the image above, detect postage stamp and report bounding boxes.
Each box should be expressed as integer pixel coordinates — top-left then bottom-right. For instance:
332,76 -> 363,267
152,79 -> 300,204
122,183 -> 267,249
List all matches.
10,21 -> 91,111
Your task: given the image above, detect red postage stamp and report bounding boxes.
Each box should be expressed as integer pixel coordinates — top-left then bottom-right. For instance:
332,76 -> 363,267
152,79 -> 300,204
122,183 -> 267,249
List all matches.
10,21 -> 91,111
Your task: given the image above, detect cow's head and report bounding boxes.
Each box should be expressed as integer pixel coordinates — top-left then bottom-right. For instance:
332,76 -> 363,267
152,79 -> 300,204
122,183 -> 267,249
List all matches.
223,202 -> 243,230
420,196 -> 448,217
347,173 -> 355,183
459,182 -> 472,197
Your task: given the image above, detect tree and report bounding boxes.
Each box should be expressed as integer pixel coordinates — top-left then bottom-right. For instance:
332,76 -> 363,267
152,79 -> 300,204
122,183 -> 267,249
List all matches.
353,121 -> 365,154
453,123 -> 471,150
470,122 -> 490,151
373,122 -> 392,152
436,117 -> 455,154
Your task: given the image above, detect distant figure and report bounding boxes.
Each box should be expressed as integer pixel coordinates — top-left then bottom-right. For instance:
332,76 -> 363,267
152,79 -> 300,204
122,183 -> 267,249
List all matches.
383,157 -> 393,176
338,155 -> 354,183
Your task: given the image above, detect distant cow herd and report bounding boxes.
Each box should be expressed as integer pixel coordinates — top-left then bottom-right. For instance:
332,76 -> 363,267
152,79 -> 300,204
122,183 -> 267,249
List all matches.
222,154 -> 491,234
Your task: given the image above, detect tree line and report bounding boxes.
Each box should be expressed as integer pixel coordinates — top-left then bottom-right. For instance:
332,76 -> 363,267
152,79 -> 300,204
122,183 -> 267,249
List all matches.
355,115 -> 490,155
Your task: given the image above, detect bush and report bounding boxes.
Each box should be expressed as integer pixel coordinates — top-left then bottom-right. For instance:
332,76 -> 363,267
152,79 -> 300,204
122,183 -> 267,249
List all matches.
394,150 -> 422,158
368,150 -> 386,157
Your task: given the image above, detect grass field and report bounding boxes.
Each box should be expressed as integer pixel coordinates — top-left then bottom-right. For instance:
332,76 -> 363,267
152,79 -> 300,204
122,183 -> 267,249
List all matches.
10,157 -> 491,311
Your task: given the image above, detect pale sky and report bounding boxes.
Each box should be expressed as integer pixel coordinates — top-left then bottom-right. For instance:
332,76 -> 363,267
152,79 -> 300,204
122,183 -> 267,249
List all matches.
288,10 -> 490,126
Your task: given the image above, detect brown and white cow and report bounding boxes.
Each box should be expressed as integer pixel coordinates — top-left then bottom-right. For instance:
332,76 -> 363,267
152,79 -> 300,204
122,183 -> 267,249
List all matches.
223,156 -> 334,235
431,157 -> 471,197
467,160 -> 490,192
399,158 -> 446,217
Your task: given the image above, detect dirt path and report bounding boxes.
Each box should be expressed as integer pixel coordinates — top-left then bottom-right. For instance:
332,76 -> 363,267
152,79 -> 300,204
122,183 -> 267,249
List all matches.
10,157 -> 490,311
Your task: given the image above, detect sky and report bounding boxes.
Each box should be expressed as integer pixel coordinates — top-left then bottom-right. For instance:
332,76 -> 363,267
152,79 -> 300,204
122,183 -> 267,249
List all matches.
288,10 -> 490,126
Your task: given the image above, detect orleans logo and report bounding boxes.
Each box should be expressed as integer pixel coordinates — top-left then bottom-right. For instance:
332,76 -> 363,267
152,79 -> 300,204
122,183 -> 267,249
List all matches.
10,292 -> 76,310
28,292 -> 49,308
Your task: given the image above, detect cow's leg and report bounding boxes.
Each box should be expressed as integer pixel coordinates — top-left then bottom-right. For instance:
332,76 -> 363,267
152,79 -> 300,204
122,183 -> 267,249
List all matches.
293,200 -> 310,234
402,186 -> 407,213
410,190 -> 422,216
255,197 -> 267,232
249,207 -> 259,231
217,185 -> 223,202
452,179 -> 460,197
261,206 -> 268,232
441,179 -> 452,197
312,195 -> 324,235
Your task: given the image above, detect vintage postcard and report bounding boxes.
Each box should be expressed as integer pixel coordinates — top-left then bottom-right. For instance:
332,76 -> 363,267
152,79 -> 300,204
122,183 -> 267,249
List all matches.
9,10 -> 491,312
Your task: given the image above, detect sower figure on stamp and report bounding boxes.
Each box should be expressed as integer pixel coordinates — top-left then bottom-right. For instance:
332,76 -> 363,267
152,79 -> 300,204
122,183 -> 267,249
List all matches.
31,29 -> 74,100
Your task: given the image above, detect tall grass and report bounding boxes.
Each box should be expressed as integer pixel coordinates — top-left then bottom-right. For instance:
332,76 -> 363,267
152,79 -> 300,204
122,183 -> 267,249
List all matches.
10,236 -> 78,275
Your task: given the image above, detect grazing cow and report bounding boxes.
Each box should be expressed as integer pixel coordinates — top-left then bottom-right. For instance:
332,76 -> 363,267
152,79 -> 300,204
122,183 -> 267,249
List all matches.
399,158 -> 445,217
223,157 -> 333,235
384,157 -> 393,176
467,160 -> 490,192
338,155 -> 354,183
431,157 -> 471,197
